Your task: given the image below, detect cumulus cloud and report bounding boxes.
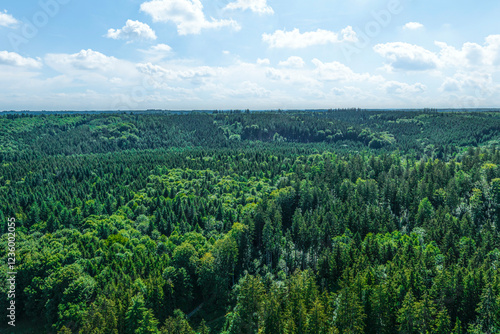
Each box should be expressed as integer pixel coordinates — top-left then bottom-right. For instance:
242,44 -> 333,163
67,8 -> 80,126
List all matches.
403,22 -> 424,30
177,66 -> 216,80
260,64 -> 320,87
312,58 -> 381,82
330,86 -> 362,97
486,35 -> 500,65
257,58 -> 270,65
440,72 -> 494,93
384,81 -> 426,95
7,34 -> 500,110
375,35 -> 500,73
139,44 -> 173,61
106,20 -> 157,41
436,35 -> 500,68
0,10 -> 18,28
265,68 -> 290,81
341,26 -> 358,43
0,51 -> 42,68
278,56 -> 305,68
440,72 -> 498,107
149,44 -> 173,53
42,49 -> 144,93
140,0 -> 240,35
440,77 -> 461,92
136,63 -> 176,86
224,81 -> 271,98
374,42 -> 439,71
225,0 -> 274,15
44,49 -> 144,85
137,62 -> 217,84
45,49 -> 118,71
262,26 -> 357,48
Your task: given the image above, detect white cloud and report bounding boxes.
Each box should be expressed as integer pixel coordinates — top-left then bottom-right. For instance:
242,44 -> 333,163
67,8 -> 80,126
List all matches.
312,58 -> 381,82
440,72 -> 494,93
374,35 -> 500,74
441,72 -> 498,108
139,44 -> 173,61
106,20 -> 157,41
440,77 -> 460,92
265,68 -> 290,81
374,42 -> 439,71
330,86 -> 362,97
46,49 -> 117,71
0,51 -> 42,68
278,56 -> 305,68
137,62 -> 217,85
7,34 -> 500,110
261,64 -> 320,87
136,63 -> 176,85
0,10 -> 18,28
149,44 -> 173,53
225,0 -> 274,15
257,58 -> 270,65
436,35 -> 500,68
384,81 -> 426,95
177,66 -> 217,80
44,49 -> 142,88
486,35 -> 500,65
262,26 -> 357,48
368,35 -> 500,105
341,26 -> 358,43
403,22 -> 424,30
223,81 -> 271,98
140,0 -> 240,35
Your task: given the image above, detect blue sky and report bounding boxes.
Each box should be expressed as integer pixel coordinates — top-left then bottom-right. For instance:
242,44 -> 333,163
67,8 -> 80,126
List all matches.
0,0 -> 499,110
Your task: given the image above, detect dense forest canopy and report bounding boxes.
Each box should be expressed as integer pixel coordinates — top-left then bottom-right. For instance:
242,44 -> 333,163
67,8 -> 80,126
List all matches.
1,110 -> 500,159
1,110 -> 500,333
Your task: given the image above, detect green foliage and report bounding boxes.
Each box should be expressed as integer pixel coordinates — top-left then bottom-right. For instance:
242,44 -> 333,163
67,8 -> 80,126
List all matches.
126,295 -> 149,334
416,197 -> 434,226
161,310 -> 195,334
1,111 -> 500,333
227,274 -> 265,334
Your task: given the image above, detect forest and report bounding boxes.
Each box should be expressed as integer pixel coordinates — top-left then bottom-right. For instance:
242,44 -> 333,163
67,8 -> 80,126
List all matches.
1,110 -> 500,333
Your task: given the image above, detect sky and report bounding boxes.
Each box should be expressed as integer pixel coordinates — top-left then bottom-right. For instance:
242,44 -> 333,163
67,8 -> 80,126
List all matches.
0,0 -> 499,110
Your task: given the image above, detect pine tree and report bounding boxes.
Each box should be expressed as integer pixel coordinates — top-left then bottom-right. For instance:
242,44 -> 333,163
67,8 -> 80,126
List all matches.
434,308 -> 451,334
306,298 -> 328,334
398,289 -> 416,334
335,288 -> 366,334
135,309 -> 159,334
198,319 -> 210,334
161,310 -> 195,334
451,318 -> 463,334
416,197 -> 433,227
126,295 -> 148,334
414,292 -> 437,333
475,284 -> 500,334
229,274 -> 264,334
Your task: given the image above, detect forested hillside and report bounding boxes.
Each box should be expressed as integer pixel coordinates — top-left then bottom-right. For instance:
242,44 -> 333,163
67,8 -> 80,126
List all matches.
1,110 -> 500,159
1,110 -> 500,333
